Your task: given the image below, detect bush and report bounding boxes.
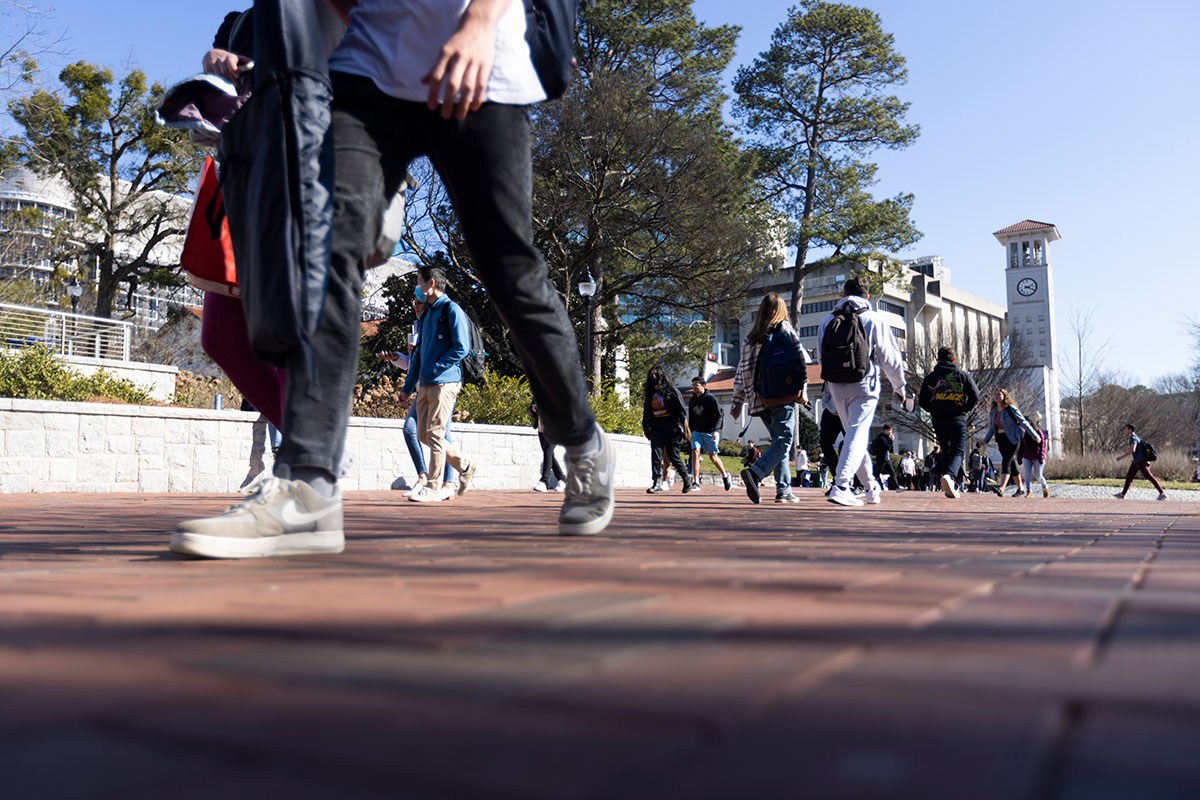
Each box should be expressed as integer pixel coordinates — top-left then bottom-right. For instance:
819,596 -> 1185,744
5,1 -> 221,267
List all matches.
456,368 -> 533,425
172,370 -> 243,410
352,374 -> 409,420
1045,449 -> 1195,483
588,383 -> 642,437
0,346 -> 152,404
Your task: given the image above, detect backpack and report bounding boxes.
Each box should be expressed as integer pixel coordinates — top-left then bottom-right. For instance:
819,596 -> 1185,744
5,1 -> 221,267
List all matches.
438,302 -> 488,385
820,304 -> 870,383
754,324 -> 807,408
522,0 -> 579,100
1142,440 -> 1158,462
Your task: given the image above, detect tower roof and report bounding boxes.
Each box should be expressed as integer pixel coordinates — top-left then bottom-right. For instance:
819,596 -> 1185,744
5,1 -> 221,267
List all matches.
993,220 -> 1061,243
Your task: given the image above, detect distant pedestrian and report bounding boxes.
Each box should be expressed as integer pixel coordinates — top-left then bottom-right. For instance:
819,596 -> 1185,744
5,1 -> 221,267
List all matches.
898,451 -> 916,489
918,346 -> 980,498
794,447 -> 810,487
642,366 -> 690,494
1114,423 -> 1167,501
1018,412 -> 1049,498
968,443 -> 988,493
981,388 -> 1039,497
688,376 -> 732,492
817,277 -> 907,507
924,447 -> 941,492
731,293 -> 810,504
869,425 -> 896,491
530,401 -> 565,493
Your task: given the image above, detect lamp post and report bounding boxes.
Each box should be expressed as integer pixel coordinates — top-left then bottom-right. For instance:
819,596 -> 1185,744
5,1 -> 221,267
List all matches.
577,270 -> 597,392
67,277 -> 82,315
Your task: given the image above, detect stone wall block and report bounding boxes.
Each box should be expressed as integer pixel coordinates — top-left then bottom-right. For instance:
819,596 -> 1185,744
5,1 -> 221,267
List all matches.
193,445 -> 220,476
0,474 -> 32,493
189,420 -> 220,445
105,436 -> 134,455
139,471 -> 169,493
6,430 -> 46,458
166,447 -> 193,472
43,413 -> 80,433
168,470 -> 193,492
105,416 -> 132,436
139,452 -> 164,472
78,453 -> 117,484
114,455 -> 139,482
132,418 -> 166,439
46,458 -> 77,484
45,431 -> 79,459
78,417 -> 107,454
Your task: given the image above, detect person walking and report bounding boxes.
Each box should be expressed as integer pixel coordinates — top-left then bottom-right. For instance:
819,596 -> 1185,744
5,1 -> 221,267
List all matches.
924,446 -> 941,492
1018,412 -> 1050,498
818,384 -> 844,491
173,0 -> 616,556
643,366 -> 690,494
899,451 -> 916,490
399,266 -> 479,503
530,401 -> 565,492
869,425 -> 896,491
1114,424 -> 1167,500
981,388 -> 1039,497
817,277 -> 907,508
731,293 -> 810,504
687,376 -> 732,492
968,443 -> 987,493
794,447 -> 810,488
918,346 -> 980,499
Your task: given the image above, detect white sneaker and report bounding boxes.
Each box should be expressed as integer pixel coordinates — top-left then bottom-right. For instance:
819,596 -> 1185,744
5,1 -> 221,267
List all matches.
555,482 -> 565,493
828,486 -> 864,507
941,474 -> 960,499
559,427 -> 615,536
457,460 -> 479,496
404,478 -> 428,500
409,484 -> 451,503
864,481 -> 882,505
171,475 -> 344,559
533,480 -> 549,493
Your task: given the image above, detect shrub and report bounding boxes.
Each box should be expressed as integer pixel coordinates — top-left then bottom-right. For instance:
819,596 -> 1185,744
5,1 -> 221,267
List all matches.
455,368 -> 532,425
0,346 -> 152,404
587,383 -> 642,437
1045,448 -> 1194,483
172,370 -> 243,410
352,374 -> 409,420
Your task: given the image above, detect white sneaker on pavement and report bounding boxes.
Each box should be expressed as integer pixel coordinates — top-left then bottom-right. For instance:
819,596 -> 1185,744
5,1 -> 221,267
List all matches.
941,474 -> 960,499
171,474 -> 344,559
457,460 -> 479,496
533,480 -> 549,493
559,427 -> 615,536
828,485 -> 864,507
409,484 -> 452,503
864,481 -> 883,505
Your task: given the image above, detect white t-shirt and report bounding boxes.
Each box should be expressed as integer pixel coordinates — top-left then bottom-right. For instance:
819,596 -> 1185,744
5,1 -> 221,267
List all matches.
329,0 -> 547,106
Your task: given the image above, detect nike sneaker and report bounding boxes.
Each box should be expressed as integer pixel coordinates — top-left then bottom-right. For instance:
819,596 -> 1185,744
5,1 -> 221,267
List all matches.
559,426 -> 615,536
171,475 -> 343,559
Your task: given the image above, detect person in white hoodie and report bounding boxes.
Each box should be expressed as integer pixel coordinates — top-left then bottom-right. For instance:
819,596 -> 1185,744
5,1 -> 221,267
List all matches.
816,276 -> 908,507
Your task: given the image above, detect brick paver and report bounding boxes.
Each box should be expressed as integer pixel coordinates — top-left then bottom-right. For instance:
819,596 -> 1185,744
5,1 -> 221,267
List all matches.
2,488 -> 1199,799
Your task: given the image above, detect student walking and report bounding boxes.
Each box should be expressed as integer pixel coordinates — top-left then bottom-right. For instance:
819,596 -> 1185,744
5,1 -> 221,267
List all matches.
687,376 -> 732,492
1114,424 -> 1167,500
968,443 -> 989,493
869,425 -> 896,491
731,293 -> 810,504
399,267 -> 479,503
173,2 -> 615,556
981,388 -> 1039,497
643,367 -> 690,494
918,346 -> 980,498
817,277 -> 907,508
1018,412 -> 1049,498
530,401 -> 565,492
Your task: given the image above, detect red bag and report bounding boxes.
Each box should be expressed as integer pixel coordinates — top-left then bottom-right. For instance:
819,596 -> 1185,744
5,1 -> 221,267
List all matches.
180,156 -> 240,297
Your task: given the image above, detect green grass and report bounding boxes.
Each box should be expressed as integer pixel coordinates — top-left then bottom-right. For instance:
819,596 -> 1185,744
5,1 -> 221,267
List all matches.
1049,478 -> 1199,492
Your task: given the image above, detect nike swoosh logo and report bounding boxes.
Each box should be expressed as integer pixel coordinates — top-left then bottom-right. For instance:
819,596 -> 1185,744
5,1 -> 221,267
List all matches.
274,499 -> 335,528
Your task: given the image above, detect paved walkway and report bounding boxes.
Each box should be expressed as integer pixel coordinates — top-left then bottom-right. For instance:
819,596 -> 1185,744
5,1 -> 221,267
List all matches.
3,488 -> 1200,799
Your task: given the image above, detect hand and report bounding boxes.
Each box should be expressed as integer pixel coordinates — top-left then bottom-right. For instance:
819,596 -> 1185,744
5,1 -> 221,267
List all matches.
202,48 -> 250,85
421,8 -> 497,120
731,406 -> 741,420
399,392 -> 411,404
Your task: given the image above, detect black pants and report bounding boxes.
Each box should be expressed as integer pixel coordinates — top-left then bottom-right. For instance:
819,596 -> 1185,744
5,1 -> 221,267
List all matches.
539,432 -> 565,487
932,416 -> 968,484
819,408 -> 844,479
278,73 -> 595,474
997,436 -> 1019,480
649,423 -> 687,484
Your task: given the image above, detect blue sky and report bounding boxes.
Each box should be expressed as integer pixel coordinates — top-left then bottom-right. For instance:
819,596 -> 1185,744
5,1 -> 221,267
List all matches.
18,0 -> 1200,385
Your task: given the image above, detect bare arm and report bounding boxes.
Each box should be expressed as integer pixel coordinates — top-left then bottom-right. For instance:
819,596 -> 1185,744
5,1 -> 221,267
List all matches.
422,0 -> 515,119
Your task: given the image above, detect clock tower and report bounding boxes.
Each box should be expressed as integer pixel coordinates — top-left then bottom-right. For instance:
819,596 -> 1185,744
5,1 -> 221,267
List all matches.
993,220 -> 1061,456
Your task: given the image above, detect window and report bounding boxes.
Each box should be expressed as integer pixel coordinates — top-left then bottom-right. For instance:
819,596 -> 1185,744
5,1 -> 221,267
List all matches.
797,325 -> 819,337
891,327 -> 906,341
800,299 -> 835,315
879,300 -> 906,317
1009,243 -> 1019,268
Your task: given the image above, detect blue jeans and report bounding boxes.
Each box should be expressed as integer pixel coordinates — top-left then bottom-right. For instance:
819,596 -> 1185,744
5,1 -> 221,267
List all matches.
749,404 -> 795,493
403,401 -> 453,484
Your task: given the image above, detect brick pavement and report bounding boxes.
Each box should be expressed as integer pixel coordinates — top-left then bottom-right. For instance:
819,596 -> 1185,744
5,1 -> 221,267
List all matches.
2,488 -> 1200,799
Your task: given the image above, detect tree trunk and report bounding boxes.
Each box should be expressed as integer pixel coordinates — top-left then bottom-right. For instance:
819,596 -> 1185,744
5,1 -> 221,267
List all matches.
789,238 -> 809,327
589,294 -> 603,398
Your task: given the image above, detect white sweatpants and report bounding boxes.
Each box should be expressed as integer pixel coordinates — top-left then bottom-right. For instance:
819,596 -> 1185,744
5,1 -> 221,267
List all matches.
827,381 -> 880,491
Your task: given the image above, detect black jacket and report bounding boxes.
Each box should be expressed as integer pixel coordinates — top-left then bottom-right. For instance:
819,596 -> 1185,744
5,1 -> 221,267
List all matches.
870,432 -> 894,465
687,391 -> 723,434
918,361 -> 981,421
642,382 -> 687,436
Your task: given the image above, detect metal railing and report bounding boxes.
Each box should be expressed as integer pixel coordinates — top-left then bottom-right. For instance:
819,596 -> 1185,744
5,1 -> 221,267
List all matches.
0,302 -> 133,361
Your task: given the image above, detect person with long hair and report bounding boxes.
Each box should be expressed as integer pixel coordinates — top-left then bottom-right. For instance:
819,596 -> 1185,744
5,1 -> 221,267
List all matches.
731,293 -> 810,504
642,366 -> 690,493
1017,411 -> 1049,498
981,388 -> 1039,496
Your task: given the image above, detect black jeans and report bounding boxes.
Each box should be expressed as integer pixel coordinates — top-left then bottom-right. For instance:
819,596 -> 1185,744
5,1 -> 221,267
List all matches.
648,423 -> 687,484
819,407 -> 844,478
539,432 -> 565,487
278,73 -> 595,475
996,435 -> 1019,480
932,416 -> 968,484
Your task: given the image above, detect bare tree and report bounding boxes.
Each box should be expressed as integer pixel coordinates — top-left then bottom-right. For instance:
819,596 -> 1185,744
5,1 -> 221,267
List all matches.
1057,304 -> 1112,455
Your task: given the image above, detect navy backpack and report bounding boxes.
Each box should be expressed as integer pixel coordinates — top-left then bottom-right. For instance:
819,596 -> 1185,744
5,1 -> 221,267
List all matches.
755,325 -> 807,408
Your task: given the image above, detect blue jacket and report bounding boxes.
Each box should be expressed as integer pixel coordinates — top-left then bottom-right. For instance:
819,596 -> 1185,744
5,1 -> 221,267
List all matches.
402,294 -> 469,393
982,404 -> 1040,447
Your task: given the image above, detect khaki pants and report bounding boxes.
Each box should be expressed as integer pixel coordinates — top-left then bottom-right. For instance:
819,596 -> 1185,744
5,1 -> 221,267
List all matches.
416,382 -> 466,488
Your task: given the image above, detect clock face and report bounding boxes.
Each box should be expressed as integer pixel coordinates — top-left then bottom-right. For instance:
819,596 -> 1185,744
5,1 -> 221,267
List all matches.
1017,278 -> 1038,297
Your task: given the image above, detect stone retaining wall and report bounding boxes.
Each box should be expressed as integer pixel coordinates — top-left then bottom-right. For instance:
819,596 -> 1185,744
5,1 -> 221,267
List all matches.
0,398 -> 650,494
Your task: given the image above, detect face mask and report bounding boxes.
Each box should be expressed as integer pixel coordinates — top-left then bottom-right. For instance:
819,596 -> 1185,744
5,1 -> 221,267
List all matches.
414,283 -> 426,302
